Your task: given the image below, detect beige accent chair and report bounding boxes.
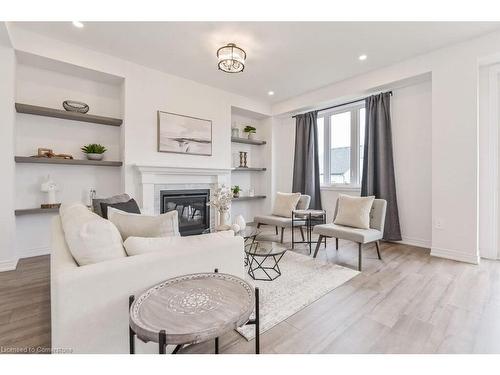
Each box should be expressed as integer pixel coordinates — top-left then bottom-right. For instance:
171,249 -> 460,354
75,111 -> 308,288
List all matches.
312,198 -> 387,271
254,195 -> 311,243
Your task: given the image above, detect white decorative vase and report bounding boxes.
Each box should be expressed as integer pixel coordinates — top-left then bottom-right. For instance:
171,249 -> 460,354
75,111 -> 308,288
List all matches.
86,153 -> 104,161
235,214 -> 246,230
248,133 -> 256,140
219,210 -> 230,227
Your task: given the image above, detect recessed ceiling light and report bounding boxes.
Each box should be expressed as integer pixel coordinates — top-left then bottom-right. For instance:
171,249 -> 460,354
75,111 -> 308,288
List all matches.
358,54 -> 367,61
268,91 -> 275,96
72,21 -> 84,28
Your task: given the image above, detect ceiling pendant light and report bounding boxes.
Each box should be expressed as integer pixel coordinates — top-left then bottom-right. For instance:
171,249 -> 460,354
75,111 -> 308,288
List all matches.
217,43 -> 246,73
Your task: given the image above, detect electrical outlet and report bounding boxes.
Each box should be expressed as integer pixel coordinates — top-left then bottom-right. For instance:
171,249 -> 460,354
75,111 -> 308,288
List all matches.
434,218 -> 444,230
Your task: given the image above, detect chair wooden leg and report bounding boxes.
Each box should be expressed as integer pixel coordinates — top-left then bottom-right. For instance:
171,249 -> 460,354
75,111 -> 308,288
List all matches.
335,238 -> 339,250
375,241 -> 382,260
299,226 -> 305,241
358,243 -> 362,271
275,226 -> 278,235
313,235 -> 324,258
280,227 -> 284,243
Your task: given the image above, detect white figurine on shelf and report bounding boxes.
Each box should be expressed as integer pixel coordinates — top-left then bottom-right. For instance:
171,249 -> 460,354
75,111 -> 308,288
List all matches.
40,175 -> 59,206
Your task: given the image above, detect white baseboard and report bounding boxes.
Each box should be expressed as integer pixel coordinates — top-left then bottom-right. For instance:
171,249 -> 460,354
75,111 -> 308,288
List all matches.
0,258 -> 19,272
19,246 -> 51,259
431,246 -> 480,264
398,236 -> 431,249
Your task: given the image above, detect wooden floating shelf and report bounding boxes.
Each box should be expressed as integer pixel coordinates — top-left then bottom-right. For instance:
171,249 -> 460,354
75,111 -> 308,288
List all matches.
15,103 -> 123,127
232,195 -> 266,202
231,137 -> 266,146
15,156 -> 123,167
231,167 -> 267,172
15,207 -> 59,216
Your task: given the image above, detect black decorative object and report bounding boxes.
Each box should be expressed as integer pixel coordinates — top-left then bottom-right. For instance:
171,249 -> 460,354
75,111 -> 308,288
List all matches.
63,100 -> 90,114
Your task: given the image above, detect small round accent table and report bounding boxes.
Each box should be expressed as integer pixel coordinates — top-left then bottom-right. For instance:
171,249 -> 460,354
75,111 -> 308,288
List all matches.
129,271 -> 260,354
292,209 -> 327,254
245,241 -> 288,281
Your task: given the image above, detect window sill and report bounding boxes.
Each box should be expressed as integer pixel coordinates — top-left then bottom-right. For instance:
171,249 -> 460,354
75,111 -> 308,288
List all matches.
320,185 -> 361,192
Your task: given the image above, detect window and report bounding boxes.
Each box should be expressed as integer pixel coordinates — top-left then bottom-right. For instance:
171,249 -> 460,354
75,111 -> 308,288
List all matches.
317,104 -> 365,187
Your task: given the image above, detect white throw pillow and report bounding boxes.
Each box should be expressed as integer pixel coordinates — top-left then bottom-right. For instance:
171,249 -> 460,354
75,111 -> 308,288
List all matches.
334,194 -> 375,229
107,207 -> 180,240
124,231 -> 234,256
272,192 -> 301,218
59,202 -> 126,266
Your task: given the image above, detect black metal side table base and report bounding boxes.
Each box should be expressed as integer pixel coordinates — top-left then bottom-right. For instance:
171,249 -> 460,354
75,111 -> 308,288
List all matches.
247,253 -> 285,281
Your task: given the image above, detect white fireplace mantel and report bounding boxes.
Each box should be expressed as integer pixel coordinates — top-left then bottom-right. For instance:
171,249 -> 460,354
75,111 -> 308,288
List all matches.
134,164 -> 231,215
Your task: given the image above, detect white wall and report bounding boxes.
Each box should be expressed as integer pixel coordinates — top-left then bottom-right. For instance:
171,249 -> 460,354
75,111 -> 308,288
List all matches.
4,25 -> 272,261
272,117 -> 295,194
478,64 -> 499,260
0,28 -> 17,271
273,30 -> 500,264
391,80 -> 432,248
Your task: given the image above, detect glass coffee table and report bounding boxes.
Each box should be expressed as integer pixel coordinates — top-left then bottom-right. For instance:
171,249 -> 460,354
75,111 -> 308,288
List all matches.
245,241 -> 288,281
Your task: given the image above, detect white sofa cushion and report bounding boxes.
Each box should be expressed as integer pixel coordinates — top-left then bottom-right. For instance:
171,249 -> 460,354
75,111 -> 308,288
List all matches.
334,194 -> 375,229
107,207 -> 180,240
59,202 -> 126,266
272,192 -> 301,218
123,230 -> 234,256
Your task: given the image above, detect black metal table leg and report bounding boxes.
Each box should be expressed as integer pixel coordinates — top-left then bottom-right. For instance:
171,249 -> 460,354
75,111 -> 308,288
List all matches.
172,345 -> 183,354
215,337 -> 219,354
129,295 -> 135,354
159,330 -> 166,354
255,287 -> 260,354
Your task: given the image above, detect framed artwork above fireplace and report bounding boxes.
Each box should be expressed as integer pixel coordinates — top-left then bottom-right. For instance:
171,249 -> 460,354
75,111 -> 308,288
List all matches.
157,110 -> 212,156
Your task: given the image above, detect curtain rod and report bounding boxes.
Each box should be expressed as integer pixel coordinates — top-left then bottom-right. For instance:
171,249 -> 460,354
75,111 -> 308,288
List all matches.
291,91 -> 393,119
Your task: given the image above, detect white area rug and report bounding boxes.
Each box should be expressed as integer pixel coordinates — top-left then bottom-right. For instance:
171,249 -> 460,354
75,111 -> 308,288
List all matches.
237,251 -> 359,340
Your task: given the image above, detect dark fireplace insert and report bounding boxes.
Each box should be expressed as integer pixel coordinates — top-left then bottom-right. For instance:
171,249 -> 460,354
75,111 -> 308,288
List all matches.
160,189 -> 210,236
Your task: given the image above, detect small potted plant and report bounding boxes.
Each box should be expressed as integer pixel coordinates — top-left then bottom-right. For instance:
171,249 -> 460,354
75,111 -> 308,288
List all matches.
81,144 -> 107,161
232,185 -> 241,198
243,125 -> 257,140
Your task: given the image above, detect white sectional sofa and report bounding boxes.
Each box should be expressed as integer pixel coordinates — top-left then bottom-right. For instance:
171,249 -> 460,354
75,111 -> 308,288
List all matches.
50,216 -> 244,353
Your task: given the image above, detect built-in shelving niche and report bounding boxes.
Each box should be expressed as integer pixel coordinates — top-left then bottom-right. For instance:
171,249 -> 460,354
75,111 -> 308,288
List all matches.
14,51 -> 125,221
230,106 -> 272,222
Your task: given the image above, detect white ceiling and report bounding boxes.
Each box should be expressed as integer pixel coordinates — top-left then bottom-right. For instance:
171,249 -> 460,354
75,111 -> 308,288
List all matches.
11,22 -> 500,102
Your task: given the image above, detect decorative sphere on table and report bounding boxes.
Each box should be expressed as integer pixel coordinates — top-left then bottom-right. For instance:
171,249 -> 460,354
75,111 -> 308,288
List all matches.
235,214 -> 246,230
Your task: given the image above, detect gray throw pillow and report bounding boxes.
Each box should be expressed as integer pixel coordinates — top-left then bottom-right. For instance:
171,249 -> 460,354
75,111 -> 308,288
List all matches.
92,193 -> 130,217
100,199 -> 141,219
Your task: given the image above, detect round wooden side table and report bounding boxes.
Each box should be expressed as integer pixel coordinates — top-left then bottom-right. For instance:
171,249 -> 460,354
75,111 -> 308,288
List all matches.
129,270 -> 260,354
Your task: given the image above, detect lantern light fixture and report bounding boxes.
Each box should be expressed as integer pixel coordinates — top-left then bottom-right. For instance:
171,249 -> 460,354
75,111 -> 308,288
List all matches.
217,43 -> 246,73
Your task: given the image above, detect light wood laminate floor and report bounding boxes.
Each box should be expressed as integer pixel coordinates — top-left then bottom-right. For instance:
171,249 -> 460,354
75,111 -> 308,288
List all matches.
1,229 -> 500,354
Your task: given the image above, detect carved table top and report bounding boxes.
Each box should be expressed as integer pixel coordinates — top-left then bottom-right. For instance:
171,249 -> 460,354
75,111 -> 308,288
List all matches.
129,272 -> 254,345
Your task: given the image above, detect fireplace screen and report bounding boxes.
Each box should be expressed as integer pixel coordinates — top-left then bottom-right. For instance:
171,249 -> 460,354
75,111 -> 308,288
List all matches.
160,189 -> 210,236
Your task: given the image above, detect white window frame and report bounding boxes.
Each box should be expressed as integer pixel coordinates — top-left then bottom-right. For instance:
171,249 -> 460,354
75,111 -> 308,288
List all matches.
318,103 -> 365,190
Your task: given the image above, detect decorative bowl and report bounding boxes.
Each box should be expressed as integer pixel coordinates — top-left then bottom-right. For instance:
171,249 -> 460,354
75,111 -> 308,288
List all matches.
63,100 -> 90,114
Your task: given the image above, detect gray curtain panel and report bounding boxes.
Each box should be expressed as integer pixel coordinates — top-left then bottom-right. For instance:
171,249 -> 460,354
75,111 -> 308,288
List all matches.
292,111 -> 322,209
361,93 -> 402,241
